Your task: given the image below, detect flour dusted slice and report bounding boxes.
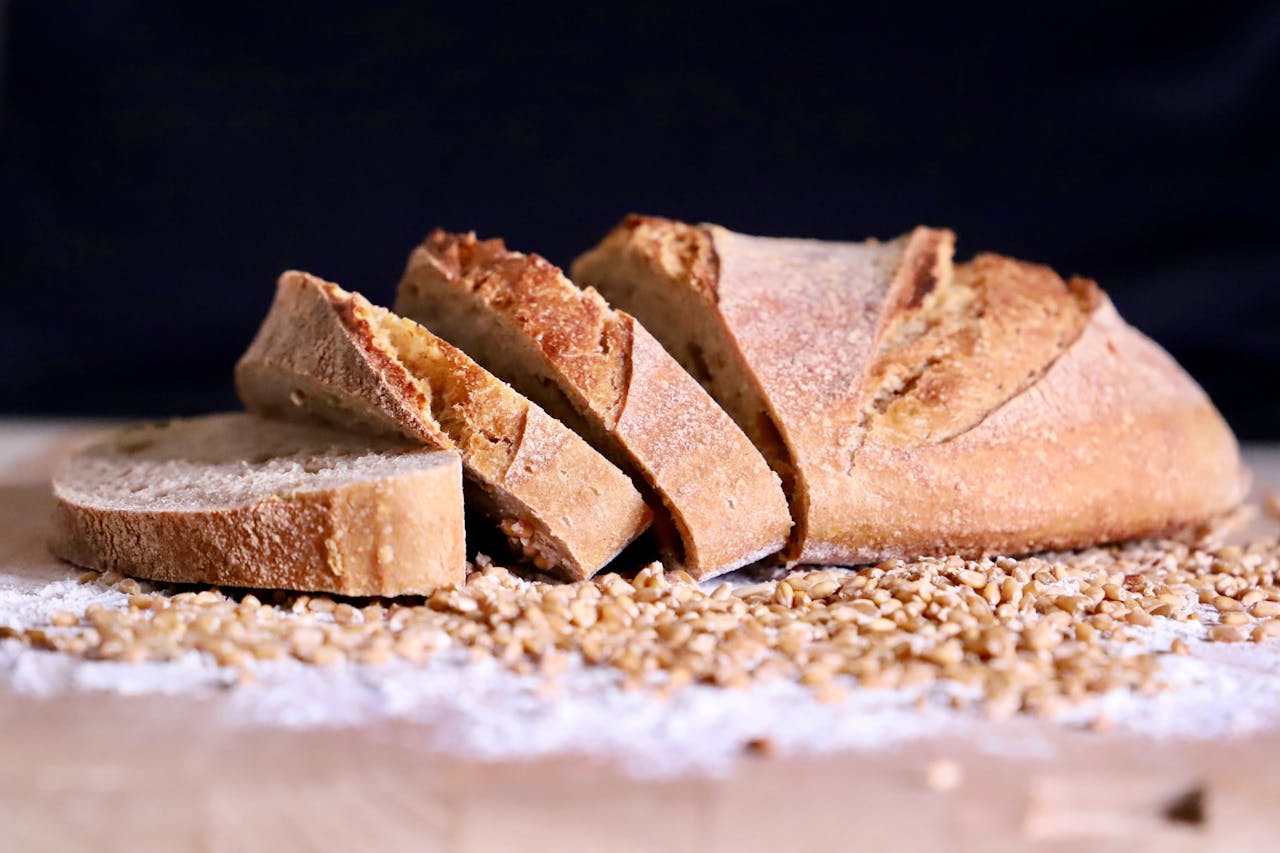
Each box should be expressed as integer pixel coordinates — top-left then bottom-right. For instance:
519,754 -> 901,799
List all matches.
395,231 -> 791,580
573,216 -> 1247,564
50,413 -> 465,596
236,272 -> 651,580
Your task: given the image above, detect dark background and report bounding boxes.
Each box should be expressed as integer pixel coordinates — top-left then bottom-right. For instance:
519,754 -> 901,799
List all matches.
1,2 -> 1277,436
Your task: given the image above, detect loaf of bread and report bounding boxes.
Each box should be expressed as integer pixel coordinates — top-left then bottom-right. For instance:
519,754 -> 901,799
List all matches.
50,413 -> 466,596
235,272 -> 651,580
573,215 -> 1248,563
573,216 -> 955,561
395,231 -> 792,580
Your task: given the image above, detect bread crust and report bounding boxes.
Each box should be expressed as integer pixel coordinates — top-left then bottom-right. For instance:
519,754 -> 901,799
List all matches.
50,420 -> 466,597
613,317 -> 790,573
397,232 -> 791,579
574,216 -> 1247,565
828,299 -> 1249,562
860,253 -> 1101,446
236,272 -> 651,580
574,217 -> 953,562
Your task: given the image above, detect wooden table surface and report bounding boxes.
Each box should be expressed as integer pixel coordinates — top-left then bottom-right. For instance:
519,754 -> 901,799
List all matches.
2,422 -> 1279,853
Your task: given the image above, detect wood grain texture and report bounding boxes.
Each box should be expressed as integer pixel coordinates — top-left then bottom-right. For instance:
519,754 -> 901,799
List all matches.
2,423 -> 1280,851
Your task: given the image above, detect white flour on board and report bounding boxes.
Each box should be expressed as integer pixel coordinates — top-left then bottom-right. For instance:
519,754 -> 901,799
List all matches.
5,552 -> 1280,778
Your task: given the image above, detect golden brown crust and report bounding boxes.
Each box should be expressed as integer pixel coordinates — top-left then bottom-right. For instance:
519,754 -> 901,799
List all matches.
575,216 -> 1246,566
50,426 -> 466,597
612,317 -> 791,574
575,216 -> 955,562
235,273 -> 437,445
236,272 -> 650,580
398,232 -> 791,579
861,253 -> 1100,446
828,299 -> 1250,562
418,232 -> 633,429
606,214 -> 723,302
572,217 -> 796,500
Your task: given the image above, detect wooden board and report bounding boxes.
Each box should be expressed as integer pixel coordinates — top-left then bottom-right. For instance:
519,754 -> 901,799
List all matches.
2,422 -> 1279,852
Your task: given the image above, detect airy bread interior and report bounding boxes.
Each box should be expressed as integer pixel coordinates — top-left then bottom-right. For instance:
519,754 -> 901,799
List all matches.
356,292 -> 526,474
395,234 -> 636,477
399,233 -> 736,570
364,306 -> 591,573
238,273 -> 650,579
54,413 -> 444,513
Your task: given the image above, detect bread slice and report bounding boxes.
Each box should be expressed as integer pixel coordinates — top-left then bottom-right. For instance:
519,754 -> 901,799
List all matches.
50,413 -> 465,596
394,231 -> 791,580
235,272 -> 651,580
573,216 -> 1248,563
572,216 -> 954,562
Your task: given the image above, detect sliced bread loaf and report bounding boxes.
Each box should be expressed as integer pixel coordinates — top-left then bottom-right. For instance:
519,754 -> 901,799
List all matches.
50,413 -> 465,596
395,231 -> 792,580
572,216 -> 954,562
235,272 -> 651,580
573,216 -> 1247,563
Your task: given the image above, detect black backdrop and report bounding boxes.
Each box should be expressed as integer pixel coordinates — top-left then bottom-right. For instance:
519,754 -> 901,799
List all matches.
2,2 -> 1277,436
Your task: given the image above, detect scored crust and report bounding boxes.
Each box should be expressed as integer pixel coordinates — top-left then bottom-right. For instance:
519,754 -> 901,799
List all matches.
836,252 -> 1246,560
49,414 -> 466,596
395,231 -> 792,580
834,295 -> 1249,561
235,272 -> 651,580
573,215 -> 1247,565
859,253 -> 1102,447
573,216 -> 954,562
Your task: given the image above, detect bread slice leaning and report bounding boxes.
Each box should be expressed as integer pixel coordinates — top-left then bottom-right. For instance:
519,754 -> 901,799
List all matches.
235,272 -> 651,581
50,413 -> 465,596
395,230 -> 792,581
573,215 -> 1248,564
572,215 -> 955,562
